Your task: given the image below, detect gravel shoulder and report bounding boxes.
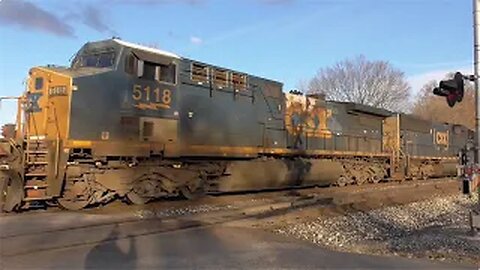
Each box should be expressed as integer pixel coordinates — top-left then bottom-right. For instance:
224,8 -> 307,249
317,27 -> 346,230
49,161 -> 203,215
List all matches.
269,193 -> 480,266
215,180 -> 480,267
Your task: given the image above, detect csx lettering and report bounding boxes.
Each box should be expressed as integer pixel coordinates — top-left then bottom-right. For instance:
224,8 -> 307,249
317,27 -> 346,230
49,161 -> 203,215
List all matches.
132,85 -> 172,109
436,132 -> 449,146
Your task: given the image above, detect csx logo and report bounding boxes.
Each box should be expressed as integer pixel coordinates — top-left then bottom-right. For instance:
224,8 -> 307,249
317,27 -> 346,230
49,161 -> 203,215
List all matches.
436,131 -> 449,146
25,93 -> 42,113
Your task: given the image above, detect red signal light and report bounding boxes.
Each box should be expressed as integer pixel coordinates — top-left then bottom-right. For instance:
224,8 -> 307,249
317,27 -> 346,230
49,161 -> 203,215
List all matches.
432,72 -> 465,107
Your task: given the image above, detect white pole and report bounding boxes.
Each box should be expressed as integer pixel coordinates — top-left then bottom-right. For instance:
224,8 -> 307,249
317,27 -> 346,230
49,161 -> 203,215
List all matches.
471,0 -> 480,234
474,0 -> 480,162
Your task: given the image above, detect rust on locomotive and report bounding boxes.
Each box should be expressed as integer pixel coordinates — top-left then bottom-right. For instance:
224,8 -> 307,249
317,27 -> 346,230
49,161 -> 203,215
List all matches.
284,93 -> 333,139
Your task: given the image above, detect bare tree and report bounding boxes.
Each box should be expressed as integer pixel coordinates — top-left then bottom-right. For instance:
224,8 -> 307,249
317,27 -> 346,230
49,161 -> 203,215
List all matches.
307,55 -> 411,112
412,74 -> 475,129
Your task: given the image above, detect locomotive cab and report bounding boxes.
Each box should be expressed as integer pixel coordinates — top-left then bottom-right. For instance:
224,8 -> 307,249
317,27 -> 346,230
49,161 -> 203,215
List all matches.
27,39 -> 181,157
25,40 -> 122,141
9,40 -> 128,210
69,40 -> 179,157
1,39 -> 183,211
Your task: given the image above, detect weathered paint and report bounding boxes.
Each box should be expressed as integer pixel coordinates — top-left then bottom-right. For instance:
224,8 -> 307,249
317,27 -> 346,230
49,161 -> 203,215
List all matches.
4,38 -> 473,210
23,39 -> 398,160
284,93 -> 333,139
20,39 -> 471,163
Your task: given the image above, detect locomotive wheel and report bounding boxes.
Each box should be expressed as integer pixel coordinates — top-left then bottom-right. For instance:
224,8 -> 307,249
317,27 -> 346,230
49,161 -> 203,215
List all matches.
58,181 -> 91,210
181,178 -> 204,200
58,198 -> 89,211
126,178 -> 156,205
126,190 -> 151,205
370,175 -> 381,184
180,185 -> 204,200
355,175 -> 367,185
335,176 -> 349,187
0,173 -> 7,212
45,200 -> 58,207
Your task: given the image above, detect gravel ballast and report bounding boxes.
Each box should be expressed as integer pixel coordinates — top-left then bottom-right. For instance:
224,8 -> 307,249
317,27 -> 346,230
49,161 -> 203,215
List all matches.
276,193 -> 480,265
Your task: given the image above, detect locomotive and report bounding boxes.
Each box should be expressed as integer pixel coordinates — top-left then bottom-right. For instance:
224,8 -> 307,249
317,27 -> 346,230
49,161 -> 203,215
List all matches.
0,38 -> 472,212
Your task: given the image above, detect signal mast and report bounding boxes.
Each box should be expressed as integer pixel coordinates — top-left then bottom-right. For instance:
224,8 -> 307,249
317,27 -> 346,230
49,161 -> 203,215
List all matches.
433,0 -> 480,235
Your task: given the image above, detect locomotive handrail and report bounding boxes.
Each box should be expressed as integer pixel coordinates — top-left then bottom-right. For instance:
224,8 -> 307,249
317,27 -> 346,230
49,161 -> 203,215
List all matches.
0,96 -> 22,109
51,104 -> 62,177
0,95 -> 25,141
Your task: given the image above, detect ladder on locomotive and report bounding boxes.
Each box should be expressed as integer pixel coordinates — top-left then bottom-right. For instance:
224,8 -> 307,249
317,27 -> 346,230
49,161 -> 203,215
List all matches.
22,110 -> 53,205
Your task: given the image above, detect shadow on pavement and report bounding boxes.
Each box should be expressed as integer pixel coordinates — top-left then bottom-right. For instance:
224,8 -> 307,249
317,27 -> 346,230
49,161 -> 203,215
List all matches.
84,224 -> 137,270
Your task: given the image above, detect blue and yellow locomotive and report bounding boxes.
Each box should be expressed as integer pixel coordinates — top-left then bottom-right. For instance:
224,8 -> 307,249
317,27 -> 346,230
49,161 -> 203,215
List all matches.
0,39 -> 472,211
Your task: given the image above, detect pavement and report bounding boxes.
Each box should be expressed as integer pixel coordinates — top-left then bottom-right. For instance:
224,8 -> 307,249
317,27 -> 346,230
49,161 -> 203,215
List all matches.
1,217 -> 475,269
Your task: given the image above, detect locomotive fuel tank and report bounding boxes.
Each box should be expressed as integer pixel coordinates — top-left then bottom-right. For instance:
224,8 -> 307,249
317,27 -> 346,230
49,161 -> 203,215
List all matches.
217,158 -> 344,192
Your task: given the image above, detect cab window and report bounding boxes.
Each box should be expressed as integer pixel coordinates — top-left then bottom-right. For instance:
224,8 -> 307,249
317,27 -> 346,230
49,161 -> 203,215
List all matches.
35,77 -> 43,90
73,52 -> 116,68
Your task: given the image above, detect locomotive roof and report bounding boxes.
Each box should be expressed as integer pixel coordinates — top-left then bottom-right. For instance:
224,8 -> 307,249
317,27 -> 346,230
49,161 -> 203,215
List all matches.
113,39 -> 181,59
330,101 -> 393,117
111,39 -> 282,84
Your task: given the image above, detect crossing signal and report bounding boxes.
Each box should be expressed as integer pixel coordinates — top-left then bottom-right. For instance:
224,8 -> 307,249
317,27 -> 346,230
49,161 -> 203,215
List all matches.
432,72 -> 465,107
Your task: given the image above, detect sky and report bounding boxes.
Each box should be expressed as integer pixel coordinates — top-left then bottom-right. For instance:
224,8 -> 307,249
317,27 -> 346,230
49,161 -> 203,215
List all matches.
0,0 -> 475,126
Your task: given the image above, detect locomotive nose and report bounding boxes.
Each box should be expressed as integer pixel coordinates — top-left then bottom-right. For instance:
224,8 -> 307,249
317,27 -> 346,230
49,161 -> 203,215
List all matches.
26,67 -> 72,140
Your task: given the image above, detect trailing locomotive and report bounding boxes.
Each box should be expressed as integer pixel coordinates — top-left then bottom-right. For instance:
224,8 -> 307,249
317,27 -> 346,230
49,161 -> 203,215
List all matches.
0,39 -> 472,211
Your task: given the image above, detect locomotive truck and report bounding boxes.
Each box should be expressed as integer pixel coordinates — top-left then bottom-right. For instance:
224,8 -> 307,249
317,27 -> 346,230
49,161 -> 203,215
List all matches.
0,39 -> 472,211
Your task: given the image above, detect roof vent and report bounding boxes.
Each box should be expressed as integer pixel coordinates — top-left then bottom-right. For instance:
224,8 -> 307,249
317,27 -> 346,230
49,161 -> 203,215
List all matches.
289,89 -> 303,95
306,93 -> 326,100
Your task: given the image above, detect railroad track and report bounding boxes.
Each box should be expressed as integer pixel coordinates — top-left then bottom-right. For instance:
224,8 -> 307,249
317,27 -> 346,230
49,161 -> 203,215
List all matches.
0,178 -> 457,219
0,178 -> 459,258
0,177 -> 458,217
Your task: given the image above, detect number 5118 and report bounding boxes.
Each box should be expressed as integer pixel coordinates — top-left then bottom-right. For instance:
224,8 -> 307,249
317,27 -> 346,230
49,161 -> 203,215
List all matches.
132,84 -> 171,105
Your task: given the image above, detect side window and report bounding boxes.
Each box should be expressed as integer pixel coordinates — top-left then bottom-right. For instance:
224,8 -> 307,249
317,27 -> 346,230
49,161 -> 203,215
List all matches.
232,72 -> 247,91
126,53 -> 176,84
214,69 -> 228,88
191,63 -> 208,84
125,53 -> 136,74
142,61 -> 157,81
159,63 -> 176,84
